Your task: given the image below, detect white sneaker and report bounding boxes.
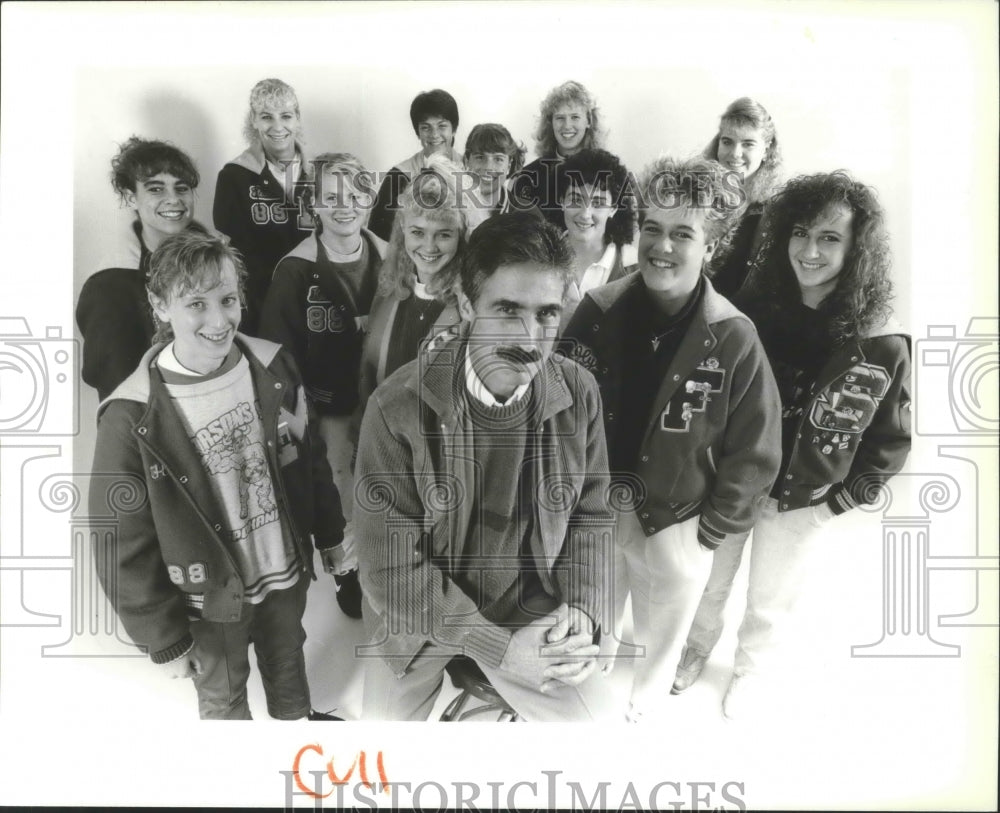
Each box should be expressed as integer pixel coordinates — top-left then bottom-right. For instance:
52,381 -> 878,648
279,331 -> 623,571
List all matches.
671,649 -> 707,695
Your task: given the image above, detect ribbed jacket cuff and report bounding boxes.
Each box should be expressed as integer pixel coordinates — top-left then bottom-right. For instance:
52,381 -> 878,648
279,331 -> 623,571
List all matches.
462,623 -> 513,670
826,484 -> 856,516
313,533 -> 344,551
697,515 -> 727,550
151,633 -> 194,665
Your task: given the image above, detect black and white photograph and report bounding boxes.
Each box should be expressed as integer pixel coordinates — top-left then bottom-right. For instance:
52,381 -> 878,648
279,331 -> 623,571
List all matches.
0,1 -> 997,810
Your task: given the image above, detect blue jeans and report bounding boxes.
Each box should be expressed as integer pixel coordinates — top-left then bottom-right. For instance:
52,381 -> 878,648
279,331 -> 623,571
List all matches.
190,574 -> 310,720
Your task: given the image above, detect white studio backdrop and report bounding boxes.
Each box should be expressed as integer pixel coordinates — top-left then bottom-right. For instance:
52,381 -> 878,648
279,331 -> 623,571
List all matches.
2,1 -> 997,810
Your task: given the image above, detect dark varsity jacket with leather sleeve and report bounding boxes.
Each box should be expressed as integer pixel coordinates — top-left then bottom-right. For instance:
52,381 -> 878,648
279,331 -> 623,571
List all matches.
258,229 -> 386,416
213,144 -> 314,333
560,273 -> 783,549
768,319 -> 912,515
89,335 -> 345,663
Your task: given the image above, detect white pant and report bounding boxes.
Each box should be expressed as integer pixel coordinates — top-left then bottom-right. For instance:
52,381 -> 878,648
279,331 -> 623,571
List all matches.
684,498 -> 830,676
606,511 -> 713,707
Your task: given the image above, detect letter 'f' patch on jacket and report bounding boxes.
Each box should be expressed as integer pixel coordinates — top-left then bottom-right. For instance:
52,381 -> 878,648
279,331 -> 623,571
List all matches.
661,359 -> 727,433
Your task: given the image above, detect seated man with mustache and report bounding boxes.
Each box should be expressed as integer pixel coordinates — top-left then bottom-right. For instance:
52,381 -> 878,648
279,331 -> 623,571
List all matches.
354,211 -> 616,721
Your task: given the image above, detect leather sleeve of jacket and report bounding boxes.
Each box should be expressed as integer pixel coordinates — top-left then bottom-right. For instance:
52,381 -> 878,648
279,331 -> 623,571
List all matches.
698,324 -> 783,545
90,401 -> 193,663
268,346 -> 346,549
828,336 -> 912,515
258,259 -> 308,364
212,166 -> 244,245
76,273 -> 150,402
367,169 -> 407,243
354,393 -> 513,668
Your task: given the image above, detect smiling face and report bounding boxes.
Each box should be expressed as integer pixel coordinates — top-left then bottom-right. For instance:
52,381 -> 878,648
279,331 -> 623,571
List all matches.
466,150 -> 512,200
788,203 -> 854,306
402,212 -> 462,283
562,182 -> 615,244
552,103 -> 589,156
417,116 -> 454,158
252,102 -> 301,162
717,122 -> 768,180
126,172 -> 195,251
314,171 -> 369,240
458,262 -> 565,400
638,206 -> 715,307
150,259 -> 242,375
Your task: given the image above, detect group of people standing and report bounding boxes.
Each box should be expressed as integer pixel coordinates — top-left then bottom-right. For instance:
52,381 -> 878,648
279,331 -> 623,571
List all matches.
79,76 -> 911,722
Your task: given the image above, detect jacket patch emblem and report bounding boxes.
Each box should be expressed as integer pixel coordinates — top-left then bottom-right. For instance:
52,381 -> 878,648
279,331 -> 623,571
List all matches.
306,285 -> 332,305
249,184 -> 282,203
562,341 -> 598,372
149,463 -> 167,480
660,361 -> 726,433
810,362 -> 891,434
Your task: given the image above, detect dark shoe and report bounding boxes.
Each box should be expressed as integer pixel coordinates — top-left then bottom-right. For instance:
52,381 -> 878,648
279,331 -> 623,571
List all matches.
334,568 -> 363,619
308,709 -> 344,721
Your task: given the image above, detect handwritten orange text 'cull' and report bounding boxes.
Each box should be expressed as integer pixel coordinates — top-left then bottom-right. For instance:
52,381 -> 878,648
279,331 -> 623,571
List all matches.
292,745 -> 390,798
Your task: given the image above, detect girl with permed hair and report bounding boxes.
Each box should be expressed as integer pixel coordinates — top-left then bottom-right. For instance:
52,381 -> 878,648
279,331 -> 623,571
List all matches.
512,80 -> 606,230
359,157 -> 467,410
76,135 -> 210,401
701,97 -> 782,299
213,78 -> 313,336
671,171 -> 911,720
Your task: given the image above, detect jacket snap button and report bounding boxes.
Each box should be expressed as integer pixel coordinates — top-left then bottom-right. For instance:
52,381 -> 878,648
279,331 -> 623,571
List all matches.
641,455 -> 649,462
275,382 -> 282,389
641,512 -> 649,519
214,524 -> 222,531
851,356 -> 858,362
783,490 -> 790,495
647,527 -> 655,533
179,476 -> 188,483
786,474 -> 793,480
673,374 -> 680,381
704,340 -> 710,346
592,325 -> 599,332
137,427 -> 147,435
